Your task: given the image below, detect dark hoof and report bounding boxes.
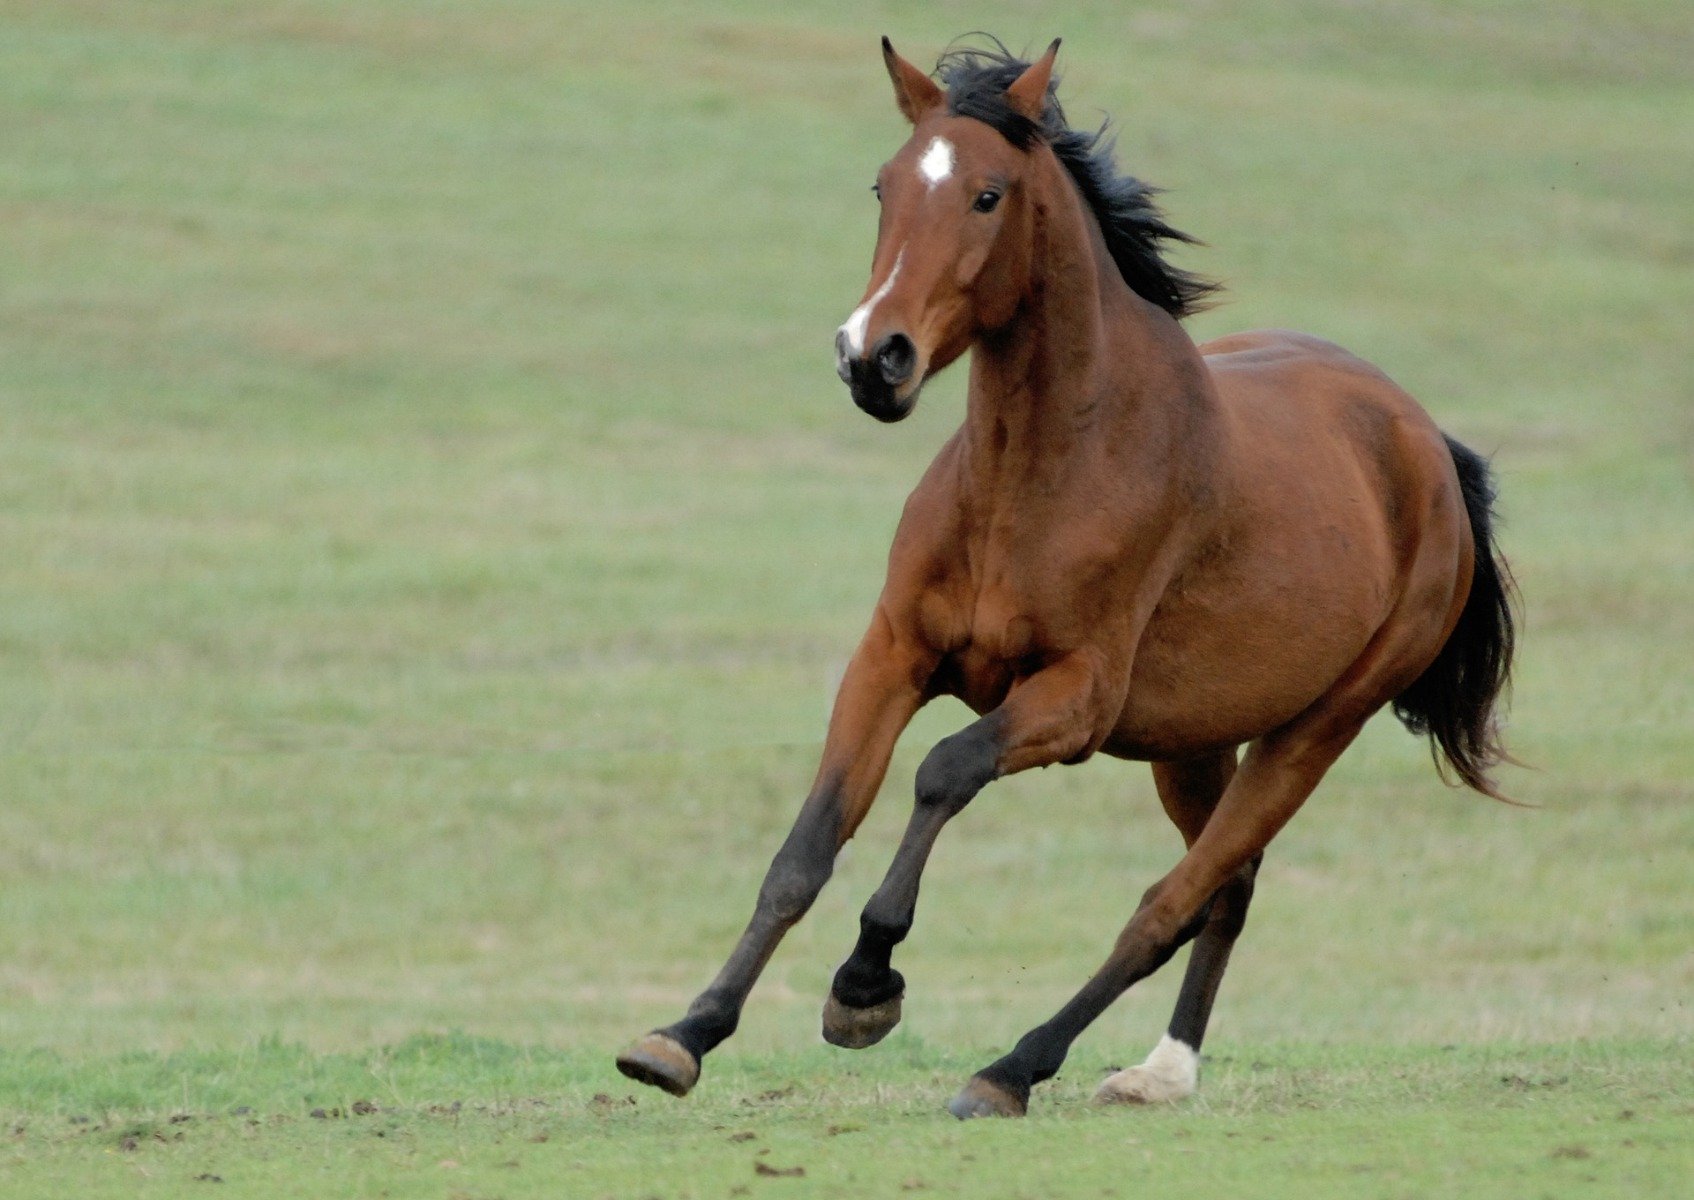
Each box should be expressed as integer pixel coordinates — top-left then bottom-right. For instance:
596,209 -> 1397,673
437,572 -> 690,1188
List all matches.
821,992 -> 903,1049
947,1076 -> 1027,1120
615,1033 -> 699,1097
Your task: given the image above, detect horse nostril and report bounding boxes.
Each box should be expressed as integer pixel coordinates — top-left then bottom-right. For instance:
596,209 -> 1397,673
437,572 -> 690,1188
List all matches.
873,333 -> 916,387
834,330 -> 853,382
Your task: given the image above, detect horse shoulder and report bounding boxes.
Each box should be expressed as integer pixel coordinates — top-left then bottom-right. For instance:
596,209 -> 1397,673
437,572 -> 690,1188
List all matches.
878,435 -> 973,655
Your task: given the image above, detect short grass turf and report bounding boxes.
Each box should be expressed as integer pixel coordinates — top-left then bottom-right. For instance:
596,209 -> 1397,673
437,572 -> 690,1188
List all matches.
2,0 -> 1692,1196
3,1040 -> 1691,1198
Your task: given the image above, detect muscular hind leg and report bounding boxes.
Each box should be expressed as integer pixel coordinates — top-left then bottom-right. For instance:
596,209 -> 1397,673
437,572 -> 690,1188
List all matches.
1098,751 -> 1261,1105
948,718 -> 1362,1119
1094,860 -> 1257,1103
949,594 -> 1461,1118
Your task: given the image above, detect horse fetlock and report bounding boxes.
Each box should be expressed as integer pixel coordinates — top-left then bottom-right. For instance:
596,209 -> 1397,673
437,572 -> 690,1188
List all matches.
831,954 -> 905,1006
856,906 -> 913,948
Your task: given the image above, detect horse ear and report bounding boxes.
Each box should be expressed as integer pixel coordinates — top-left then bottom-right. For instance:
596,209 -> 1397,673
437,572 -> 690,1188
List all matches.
1005,38 -> 1061,123
882,37 -> 943,125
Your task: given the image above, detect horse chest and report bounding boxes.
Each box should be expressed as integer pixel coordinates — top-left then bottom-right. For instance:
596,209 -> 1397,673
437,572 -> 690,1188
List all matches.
919,584 -> 1046,710
967,603 -> 1037,663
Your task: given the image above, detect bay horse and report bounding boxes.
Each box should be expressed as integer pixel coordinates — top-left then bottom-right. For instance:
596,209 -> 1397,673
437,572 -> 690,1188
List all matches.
617,37 -> 1516,1119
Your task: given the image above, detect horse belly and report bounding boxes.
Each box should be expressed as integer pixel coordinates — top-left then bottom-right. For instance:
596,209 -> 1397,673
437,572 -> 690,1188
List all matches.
1107,545 -> 1391,759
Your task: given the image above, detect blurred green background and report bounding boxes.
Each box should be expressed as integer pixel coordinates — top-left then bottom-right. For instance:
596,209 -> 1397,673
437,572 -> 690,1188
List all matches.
1,0 -> 1689,1090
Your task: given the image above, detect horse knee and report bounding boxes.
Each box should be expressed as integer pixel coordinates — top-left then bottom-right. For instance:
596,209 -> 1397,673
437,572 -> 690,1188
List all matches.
915,723 -> 999,813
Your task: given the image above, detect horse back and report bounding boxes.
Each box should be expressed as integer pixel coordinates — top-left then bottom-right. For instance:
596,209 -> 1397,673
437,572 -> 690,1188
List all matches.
1198,330 -> 1459,531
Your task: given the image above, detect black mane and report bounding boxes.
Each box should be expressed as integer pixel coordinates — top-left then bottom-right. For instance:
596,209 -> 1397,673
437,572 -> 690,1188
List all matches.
936,40 -> 1219,319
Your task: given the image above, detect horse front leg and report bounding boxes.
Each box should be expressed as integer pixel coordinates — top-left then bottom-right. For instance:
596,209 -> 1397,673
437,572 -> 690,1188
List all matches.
615,612 -> 930,1097
822,651 -> 1113,1050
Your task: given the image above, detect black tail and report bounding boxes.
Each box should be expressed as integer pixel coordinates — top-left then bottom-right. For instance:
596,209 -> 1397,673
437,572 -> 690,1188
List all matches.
1392,435 -> 1519,799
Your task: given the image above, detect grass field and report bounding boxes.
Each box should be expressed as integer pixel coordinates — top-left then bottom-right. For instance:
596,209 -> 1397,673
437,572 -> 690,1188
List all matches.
2,0 -> 1691,1195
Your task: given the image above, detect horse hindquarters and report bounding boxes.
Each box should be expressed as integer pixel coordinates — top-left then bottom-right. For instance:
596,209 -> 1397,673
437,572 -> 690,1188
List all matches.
1391,435 -> 1517,799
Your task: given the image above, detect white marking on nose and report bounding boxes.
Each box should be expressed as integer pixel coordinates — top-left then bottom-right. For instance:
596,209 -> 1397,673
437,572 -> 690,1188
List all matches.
838,248 -> 904,357
919,136 -> 954,187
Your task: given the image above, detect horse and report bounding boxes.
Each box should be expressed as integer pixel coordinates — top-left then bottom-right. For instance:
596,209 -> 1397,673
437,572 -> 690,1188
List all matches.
616,37 -> 1516,1119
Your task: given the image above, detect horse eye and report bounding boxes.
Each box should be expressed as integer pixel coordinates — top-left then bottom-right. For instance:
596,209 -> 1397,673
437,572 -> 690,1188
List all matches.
871,183 -> 882,201
973,189 -> 1002,213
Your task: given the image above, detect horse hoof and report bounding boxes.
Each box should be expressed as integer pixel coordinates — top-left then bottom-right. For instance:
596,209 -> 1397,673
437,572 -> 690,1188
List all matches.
615,1033 -> 699,1097
1094,1036 -> 1199,1105
821,992 -> 903,1049
947,1076 -> 1027,1120
1093,1064 -> 1196,1106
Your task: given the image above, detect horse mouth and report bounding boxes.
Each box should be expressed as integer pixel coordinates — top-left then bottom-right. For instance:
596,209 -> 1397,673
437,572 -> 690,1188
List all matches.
852,382 -> 920,423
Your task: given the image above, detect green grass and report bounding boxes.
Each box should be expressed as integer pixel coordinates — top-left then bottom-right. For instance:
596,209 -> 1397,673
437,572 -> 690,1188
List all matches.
2,0 -> 1692,1195
2,1039 -> 1691,1198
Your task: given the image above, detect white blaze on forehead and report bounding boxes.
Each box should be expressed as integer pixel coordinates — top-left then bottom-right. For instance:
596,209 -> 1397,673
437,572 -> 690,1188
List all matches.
918,136 -> 954,187
839,248 -> 904,357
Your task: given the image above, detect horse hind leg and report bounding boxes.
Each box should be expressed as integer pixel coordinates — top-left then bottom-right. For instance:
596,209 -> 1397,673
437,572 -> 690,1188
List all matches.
1095,857 -> 1258,1104
947,576 -> 1468,1118
948,715 -> 1368,1120
1098,752 -> 1261,1105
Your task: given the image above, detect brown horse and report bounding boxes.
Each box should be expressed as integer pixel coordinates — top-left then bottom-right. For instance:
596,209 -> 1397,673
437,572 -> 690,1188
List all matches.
617,37 -> 1516,1118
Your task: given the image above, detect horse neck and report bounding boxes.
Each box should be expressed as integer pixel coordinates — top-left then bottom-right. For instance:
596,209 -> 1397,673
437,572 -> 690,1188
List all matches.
962,151 -> 1205,494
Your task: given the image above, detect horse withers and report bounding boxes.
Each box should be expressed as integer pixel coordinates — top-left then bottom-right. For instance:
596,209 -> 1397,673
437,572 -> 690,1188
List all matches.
617,37 -> 1516,1118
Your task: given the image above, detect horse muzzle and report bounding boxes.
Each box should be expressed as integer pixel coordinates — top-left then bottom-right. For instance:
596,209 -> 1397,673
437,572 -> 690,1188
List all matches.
835,330 -> 922,423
